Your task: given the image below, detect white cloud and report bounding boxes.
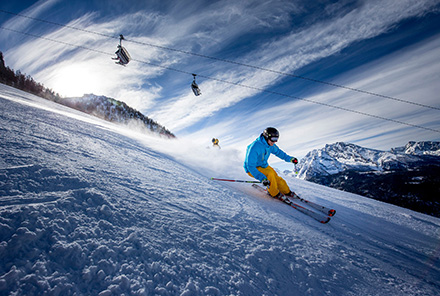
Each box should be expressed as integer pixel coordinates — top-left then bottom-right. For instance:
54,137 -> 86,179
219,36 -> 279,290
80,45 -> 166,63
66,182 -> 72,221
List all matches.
146,0 -> 440,132
181,33 -> 440,165
2,0 -> 439,161
1,0 -> 59,34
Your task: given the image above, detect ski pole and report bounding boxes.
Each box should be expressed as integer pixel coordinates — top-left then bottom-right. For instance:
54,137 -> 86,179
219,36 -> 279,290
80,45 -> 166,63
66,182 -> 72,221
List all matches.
211,178 -> 261,183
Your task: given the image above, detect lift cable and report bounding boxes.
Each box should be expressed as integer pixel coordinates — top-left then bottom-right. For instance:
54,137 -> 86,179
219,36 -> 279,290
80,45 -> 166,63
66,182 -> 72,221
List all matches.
1,25 -> 439,134
1,9 -> 439,112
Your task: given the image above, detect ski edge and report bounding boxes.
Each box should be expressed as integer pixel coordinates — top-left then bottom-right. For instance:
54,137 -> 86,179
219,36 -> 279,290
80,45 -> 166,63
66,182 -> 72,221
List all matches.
290,192 -> 336,217
251,184 -> 331,224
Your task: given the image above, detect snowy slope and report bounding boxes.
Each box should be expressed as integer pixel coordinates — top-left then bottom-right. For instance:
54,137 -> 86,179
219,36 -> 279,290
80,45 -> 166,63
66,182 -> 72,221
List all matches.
1,84 -> 439,296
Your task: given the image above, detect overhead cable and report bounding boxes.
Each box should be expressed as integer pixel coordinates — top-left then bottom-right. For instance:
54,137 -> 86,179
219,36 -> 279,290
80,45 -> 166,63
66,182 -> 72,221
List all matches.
1,25 -> 439,134
1,9 -> 439,111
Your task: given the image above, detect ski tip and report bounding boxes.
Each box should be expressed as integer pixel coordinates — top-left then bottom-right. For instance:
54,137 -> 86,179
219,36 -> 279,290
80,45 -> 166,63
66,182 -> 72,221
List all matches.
328,209 -> 336,217
320,217 -> 331,224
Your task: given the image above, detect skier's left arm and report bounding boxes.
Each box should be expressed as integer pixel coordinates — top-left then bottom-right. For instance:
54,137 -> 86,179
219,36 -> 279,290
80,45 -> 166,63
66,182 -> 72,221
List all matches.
271,145 -> 298,164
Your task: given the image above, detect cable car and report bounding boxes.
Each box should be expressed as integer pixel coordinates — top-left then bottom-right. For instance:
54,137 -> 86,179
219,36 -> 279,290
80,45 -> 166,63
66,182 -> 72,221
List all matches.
112,35 -> 131,66
191,74 -> 201,96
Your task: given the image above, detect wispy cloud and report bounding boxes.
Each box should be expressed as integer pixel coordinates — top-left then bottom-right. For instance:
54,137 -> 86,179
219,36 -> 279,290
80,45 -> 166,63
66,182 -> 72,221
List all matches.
1,0 -> 59,36
185,33 -> 440,160
148,0 -> 440,131
5,11 -> 169,105
1,0 -> 439,161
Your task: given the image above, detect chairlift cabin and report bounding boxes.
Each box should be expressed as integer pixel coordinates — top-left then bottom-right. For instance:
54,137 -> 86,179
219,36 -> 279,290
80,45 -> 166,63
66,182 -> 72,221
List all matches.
191,74 -> 201,96
112,35 -> 131,66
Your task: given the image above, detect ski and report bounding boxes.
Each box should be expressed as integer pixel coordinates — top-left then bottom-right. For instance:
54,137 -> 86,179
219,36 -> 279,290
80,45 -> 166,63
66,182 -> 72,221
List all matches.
211,177 -> 261,183
252,184 -> 330,224
289,192 -> 336,217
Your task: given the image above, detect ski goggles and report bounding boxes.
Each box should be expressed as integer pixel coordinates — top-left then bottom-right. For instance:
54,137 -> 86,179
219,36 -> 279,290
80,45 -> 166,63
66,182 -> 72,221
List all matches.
269,137 -> 278,142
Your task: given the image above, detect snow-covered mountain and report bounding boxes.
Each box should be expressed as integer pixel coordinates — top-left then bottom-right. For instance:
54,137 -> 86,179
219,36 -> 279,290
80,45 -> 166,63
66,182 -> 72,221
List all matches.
392,141 -> 440,156
293,142 -> 440,217
61,94 -> 175,138
1,84 -> 440,295
296,142 -> 440,179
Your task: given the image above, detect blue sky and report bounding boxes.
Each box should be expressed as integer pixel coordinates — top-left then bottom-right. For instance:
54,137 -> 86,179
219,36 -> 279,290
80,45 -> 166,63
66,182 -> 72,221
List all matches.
1,0 -> 440,170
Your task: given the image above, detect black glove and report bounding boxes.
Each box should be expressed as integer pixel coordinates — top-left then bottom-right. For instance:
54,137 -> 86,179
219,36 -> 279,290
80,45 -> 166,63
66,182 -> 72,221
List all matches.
262,179 -> 270,186
291,158 -> 298,164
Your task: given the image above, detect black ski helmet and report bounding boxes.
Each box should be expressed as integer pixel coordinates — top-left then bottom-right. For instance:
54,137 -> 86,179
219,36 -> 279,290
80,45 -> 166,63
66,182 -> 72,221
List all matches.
262,127 -> 279,142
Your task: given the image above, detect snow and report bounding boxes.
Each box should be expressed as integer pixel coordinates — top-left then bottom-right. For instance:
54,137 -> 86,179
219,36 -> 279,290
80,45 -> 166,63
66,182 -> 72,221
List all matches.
402,142 -> 440,157
1,83 -> 440,295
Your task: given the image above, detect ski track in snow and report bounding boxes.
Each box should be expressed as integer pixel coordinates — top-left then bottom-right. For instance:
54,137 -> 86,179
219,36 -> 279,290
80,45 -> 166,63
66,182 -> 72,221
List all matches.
1,84 -> 440,295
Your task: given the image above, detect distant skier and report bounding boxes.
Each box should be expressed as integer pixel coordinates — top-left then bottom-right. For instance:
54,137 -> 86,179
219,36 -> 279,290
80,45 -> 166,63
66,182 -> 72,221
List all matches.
212,138 -> 220,149
244,127 -> 298,199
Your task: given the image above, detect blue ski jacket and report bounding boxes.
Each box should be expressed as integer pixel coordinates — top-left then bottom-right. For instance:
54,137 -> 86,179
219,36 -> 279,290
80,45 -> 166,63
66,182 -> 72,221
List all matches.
244,134 -> 294,182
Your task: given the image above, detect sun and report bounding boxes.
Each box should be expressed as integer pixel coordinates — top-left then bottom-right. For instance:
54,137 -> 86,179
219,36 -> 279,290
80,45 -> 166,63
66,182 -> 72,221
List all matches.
50,63 -> 102,97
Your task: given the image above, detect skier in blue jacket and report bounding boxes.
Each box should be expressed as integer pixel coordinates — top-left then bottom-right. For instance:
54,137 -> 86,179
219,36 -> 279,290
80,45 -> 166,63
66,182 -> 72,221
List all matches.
244,127 -> 298,199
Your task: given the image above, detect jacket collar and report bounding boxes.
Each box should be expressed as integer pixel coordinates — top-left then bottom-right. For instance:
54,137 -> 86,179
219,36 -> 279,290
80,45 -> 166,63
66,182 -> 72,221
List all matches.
258,134 -> 270,147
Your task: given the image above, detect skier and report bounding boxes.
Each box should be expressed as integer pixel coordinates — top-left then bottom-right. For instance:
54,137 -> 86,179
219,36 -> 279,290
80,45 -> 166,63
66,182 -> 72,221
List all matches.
244,127 -> 298,199
212,138 -> 220,149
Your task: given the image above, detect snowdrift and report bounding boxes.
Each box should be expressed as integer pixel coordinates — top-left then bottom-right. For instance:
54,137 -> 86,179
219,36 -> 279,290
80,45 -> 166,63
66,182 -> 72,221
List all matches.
1,84 -> 439,295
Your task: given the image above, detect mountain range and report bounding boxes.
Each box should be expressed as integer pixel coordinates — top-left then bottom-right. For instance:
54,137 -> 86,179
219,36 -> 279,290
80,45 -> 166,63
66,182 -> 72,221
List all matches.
289,141 -> 440,217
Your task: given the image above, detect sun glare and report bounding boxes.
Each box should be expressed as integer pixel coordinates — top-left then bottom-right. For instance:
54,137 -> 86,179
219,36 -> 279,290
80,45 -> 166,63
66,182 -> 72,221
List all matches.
51,64 -> 101,97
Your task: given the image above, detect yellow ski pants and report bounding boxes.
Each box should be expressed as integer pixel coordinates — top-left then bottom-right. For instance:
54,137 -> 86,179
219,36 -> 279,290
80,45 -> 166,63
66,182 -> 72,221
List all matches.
247,166 -> 291,197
